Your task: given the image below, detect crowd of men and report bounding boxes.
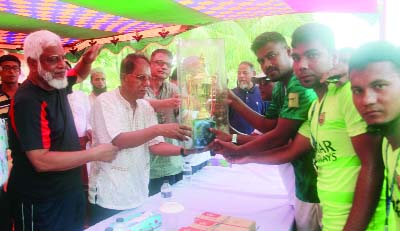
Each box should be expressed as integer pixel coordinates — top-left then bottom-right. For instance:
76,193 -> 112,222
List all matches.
0,22 -> 399,231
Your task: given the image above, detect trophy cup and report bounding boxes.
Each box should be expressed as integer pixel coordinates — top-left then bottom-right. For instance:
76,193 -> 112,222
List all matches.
177,39 -> 229,149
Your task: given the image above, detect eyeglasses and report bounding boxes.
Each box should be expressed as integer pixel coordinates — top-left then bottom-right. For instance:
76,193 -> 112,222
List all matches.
125,73 -> 150,83
151,60 -> 172,68
41,55 -> 66,65
135,74 -> 149,82
0,65 -> 20,72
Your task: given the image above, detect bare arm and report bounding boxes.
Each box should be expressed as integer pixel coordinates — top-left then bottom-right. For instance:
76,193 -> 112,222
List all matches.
26,143 -> 118,172
112,123 -> 191,149
234,118 -> 304,154
149,142 -> 181,156
147,97 -> 180,112
216,133 -> 312,164
343,133 -> 384,231
73,44 -> 102,83
149,142 -> 209,156
210,128 -> 256,145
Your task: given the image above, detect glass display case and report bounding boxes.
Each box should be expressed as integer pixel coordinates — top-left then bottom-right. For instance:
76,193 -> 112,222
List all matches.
177,39 -> 229,149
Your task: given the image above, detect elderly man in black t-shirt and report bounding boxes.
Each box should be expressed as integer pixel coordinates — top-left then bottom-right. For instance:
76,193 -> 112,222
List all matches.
7,30 -> 118,231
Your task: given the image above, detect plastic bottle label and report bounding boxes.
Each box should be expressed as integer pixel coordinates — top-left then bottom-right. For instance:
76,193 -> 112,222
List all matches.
161,191 -> 172,198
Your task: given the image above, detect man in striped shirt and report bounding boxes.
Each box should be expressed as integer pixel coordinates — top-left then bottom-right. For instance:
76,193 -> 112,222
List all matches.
0,55 -> 21,120
0,54 -> 21,231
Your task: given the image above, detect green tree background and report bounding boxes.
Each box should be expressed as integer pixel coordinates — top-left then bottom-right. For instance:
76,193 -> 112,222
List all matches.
73,14 -> 314,92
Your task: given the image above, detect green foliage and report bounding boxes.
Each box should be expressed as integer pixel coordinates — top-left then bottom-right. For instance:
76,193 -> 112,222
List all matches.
74,14 -> 314,92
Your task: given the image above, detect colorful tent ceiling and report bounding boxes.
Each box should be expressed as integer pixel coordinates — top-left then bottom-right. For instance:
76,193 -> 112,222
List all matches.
0,0 -> 377,51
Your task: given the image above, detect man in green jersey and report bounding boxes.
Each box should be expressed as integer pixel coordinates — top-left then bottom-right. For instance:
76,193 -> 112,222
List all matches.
215,23 -> 386,231
213,32 -> 320,231
350,41 -> 400,230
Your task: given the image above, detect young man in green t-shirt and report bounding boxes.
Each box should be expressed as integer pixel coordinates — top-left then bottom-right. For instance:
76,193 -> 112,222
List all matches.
213,32 -> 320,231
350,41 -> 400,231
215,23 -> 386,231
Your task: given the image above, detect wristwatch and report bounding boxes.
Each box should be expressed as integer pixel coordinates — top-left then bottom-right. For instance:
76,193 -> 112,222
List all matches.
231,134 -> 238,144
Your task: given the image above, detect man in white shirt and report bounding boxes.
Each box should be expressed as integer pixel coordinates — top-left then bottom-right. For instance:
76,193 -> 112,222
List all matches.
89,67 -> 107,107
89,53 -> 201,225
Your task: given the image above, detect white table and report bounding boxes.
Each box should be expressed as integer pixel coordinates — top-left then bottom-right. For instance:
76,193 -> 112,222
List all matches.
85,163 -> 294,231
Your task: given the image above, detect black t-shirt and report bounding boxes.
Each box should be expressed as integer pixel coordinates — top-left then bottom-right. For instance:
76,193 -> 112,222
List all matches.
8,77 -> 81,201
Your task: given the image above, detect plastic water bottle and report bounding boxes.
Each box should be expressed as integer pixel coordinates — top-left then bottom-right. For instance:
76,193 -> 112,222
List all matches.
160,180 -> 172,201
113,217 -> 128,231
182,162 -> 192,184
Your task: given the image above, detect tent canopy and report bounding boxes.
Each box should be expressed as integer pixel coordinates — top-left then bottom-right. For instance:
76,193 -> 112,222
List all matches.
0,0 -> 377,50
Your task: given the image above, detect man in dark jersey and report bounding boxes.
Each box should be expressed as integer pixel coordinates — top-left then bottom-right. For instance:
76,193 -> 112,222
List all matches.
7,30 -> 118,231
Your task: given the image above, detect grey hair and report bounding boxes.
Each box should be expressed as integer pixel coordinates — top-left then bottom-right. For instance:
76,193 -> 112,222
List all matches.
23,30 -> 62,61
90,67 -> 105,75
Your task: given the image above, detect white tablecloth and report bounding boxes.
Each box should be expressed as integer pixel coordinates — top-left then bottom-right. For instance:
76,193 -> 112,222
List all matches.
85,163 -> 294,231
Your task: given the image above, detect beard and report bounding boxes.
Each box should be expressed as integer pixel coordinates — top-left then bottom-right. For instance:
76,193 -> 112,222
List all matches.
93,86 -> 107,95
238,82 -> 251,90
38,63 -> 68,89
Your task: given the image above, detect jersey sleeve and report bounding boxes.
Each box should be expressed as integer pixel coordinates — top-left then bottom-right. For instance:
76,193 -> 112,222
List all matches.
280,81 -> 316,121
11,96 -> 50,151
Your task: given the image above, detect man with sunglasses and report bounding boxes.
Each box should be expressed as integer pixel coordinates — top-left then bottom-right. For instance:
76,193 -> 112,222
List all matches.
7,30 -> 119,231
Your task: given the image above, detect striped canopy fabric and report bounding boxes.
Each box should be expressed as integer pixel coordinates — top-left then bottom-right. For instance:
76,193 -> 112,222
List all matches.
0,0 -> 377,50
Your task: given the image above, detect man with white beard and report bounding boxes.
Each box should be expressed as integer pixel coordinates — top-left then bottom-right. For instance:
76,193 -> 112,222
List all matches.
7,30 -> 118,231
229,61 -> 265,135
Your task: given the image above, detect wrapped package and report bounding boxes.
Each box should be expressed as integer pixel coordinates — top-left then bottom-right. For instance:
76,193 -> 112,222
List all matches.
198,212 -> 256,231
179,212 -> 256,231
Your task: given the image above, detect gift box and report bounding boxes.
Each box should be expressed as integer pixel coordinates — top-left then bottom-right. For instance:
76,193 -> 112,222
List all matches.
198,212 -> 256,231
179,212 -> 256,231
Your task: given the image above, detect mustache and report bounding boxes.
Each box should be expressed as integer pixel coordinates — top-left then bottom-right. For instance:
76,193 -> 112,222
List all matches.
265,66 -> 279,73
